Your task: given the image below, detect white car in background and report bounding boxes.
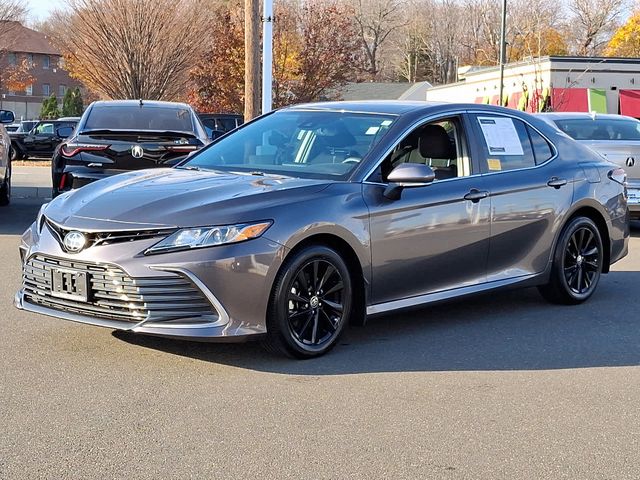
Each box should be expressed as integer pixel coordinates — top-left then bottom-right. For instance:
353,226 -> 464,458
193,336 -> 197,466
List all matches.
539,113 -> 640,219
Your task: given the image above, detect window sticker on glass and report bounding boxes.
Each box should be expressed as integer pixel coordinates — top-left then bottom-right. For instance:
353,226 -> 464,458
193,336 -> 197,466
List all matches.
365,126 -> 380,135
487,158 -> 502,171
381,120 -> 393,126
478,117 -> 524,156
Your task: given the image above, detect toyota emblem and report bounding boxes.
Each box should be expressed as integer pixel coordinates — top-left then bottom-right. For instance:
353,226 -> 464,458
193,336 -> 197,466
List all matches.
626,157 -> 635,167
131,145 -> 144,159
63,231 -> 86,253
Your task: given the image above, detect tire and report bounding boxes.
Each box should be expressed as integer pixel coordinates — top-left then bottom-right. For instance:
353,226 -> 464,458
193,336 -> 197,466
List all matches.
263,245 -> 353,359
538,216 -> 603,305
0,163 -> 10,206
9,146 -> 17,162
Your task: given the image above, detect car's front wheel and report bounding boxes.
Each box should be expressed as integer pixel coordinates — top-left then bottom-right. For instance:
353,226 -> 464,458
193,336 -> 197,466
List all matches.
264,245 -> 353,358
538,216 -> 603,304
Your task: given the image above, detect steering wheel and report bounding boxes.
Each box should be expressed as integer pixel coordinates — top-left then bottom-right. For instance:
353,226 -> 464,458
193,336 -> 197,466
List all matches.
342,157 -> 362,164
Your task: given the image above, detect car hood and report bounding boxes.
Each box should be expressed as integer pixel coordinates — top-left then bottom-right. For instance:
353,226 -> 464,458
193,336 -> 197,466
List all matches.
45,168 -> 333,231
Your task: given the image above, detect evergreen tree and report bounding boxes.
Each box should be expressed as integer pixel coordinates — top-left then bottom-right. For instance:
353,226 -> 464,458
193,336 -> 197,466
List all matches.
62,88 -> 74,116
71,87 -> 84,116
61,88 -> 83,116
40,94 -> 61,119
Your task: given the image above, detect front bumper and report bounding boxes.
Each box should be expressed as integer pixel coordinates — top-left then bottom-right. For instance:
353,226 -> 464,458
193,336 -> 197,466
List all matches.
14,290 -> 261,341
16,220 -> 285,341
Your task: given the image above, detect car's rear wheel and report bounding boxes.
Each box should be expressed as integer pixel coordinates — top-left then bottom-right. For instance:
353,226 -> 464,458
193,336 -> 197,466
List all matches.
538,216 -> 603,304
0,163 -> 11,206
263,245 -> 352,358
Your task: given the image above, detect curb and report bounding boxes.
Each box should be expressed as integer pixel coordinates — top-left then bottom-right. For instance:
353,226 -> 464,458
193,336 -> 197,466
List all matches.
13,187 -> 52,200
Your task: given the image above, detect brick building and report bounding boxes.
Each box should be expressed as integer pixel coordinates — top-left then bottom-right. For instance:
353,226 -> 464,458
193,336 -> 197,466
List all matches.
0,22 -> 81,120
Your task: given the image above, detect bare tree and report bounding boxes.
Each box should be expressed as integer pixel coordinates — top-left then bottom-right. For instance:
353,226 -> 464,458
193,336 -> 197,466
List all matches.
0,0 -> 28,44
48,0 -> 210,100
352,0 -> 408,80
567,0 -> 626,55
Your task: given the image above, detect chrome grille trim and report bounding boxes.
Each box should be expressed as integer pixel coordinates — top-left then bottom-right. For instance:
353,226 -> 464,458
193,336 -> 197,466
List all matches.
22,255 -> 219,324
44,218 -> 176,251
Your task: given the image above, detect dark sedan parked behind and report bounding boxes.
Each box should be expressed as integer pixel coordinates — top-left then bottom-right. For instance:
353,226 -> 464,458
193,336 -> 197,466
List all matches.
17,102 -> 629,358
52,100 -> 210,197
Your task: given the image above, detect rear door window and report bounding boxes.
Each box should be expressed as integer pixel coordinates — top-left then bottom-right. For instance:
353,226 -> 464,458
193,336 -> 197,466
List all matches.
473,115 -> 553,172
528,126 -> 554,164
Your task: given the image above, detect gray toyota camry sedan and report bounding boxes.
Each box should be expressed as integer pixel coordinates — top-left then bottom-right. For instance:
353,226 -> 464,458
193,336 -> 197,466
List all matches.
16,102 -> 629,358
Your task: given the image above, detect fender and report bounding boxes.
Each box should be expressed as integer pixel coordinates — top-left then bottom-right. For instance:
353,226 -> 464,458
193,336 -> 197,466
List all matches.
545,197 -> 613,276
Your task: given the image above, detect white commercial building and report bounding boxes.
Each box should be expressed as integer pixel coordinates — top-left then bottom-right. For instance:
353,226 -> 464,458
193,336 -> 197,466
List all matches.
425,56 -> 640,118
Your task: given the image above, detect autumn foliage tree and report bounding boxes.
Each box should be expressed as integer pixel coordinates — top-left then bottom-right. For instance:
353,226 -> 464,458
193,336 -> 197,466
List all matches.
3,57 -> 33,92
606,11 -> 640,57
48,0 -> 210,100
187,4 -> 245,113
272,1 -> 362,106
188,0 -> 362,112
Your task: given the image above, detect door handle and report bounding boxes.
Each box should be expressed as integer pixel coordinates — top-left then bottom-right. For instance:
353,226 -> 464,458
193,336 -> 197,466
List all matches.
547,177 -> 567,189
464,189 -> 489,202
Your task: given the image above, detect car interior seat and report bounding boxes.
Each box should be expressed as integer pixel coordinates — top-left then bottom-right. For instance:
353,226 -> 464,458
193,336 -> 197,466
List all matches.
415,125 -> 458,180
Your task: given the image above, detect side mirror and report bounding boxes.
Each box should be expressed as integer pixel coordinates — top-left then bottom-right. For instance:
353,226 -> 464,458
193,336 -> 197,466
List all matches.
0,110 -> 15,124
210,129 -> 225,141
383,163 -> 435,200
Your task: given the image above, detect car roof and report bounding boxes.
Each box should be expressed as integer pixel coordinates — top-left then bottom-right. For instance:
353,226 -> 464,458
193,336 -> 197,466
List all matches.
198,113 -> 242,118
537,112 -> 639,122
283,100 -> 538,117
286,100 -> 447,115
90,100 -> 193,110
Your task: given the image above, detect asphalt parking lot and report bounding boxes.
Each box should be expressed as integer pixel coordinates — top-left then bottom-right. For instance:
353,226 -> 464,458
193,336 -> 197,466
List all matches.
1,166 -> 640,479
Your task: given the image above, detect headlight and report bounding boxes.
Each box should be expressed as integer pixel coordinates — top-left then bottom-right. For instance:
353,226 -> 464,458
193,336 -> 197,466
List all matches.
144,221 -> 272,255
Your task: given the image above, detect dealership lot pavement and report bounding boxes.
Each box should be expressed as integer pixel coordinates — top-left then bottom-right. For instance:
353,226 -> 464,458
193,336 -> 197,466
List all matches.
1,166 -> 640,479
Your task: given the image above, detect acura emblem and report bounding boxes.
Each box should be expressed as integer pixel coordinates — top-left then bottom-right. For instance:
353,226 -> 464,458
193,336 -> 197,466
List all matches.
626,157 -> 635,167
131,145 -> 144,158
63,231 -> 86,253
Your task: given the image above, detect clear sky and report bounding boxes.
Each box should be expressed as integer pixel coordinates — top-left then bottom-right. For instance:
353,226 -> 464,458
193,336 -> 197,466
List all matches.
27,0 -> 64,22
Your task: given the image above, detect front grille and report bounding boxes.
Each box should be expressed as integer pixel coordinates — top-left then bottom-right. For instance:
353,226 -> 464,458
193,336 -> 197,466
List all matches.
22,255 -> 217,324
45,218 -> 176,250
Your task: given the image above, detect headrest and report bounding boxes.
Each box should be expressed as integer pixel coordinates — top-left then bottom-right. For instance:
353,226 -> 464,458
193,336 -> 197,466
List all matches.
418,124 -> 454,159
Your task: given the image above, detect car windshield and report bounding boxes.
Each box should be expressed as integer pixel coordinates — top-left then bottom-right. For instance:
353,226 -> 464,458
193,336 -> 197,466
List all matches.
183,110 -> 396,179
84,105 -> 194,132
553,118 -> 640,141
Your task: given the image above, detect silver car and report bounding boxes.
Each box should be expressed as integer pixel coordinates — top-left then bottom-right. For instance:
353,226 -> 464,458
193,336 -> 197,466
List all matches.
16,102 -> 629,358
539,113 -> 640,219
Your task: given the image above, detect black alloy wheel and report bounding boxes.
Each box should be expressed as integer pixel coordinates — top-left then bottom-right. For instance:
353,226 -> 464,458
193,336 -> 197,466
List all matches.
563,226 -> 600,294
539,216 -> 603,304
264,245 -> 352,358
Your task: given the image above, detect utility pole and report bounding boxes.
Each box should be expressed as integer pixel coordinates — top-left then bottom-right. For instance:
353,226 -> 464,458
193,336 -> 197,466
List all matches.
262,0 -> 273,114
498,0 -> 507,107
245,0 -> 261,121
